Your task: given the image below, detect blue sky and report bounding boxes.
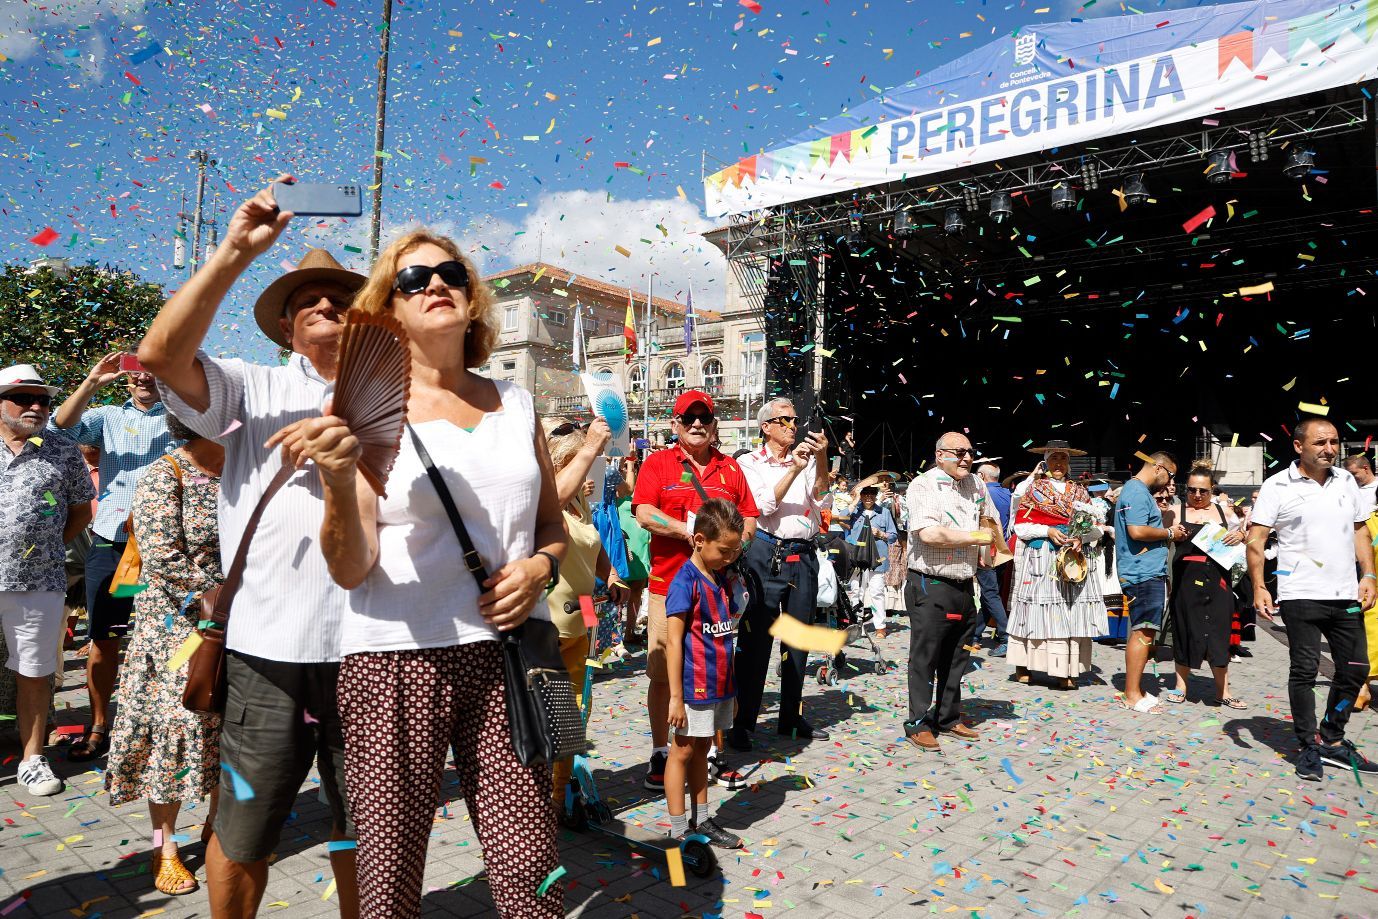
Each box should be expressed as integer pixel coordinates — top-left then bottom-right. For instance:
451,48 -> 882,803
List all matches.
2,0 -> 1218,364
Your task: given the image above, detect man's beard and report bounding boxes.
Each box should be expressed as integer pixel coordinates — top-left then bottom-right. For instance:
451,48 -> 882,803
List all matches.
2,410 -> 43,438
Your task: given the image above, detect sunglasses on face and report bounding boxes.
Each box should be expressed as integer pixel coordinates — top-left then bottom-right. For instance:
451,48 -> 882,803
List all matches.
2,393 -> 52,409
1186,487 -> 1212,495
940,448 -> 974,459
678,411 -> 715,427
394,260 -> 469,296
549,420 -> 588,438
765,415 -> 798,427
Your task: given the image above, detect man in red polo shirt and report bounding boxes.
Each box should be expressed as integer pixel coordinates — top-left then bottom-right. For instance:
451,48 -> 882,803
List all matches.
633,390 -> 758,792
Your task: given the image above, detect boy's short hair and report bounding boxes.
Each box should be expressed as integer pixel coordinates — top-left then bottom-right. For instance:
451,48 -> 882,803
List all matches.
693,498 -> 744,540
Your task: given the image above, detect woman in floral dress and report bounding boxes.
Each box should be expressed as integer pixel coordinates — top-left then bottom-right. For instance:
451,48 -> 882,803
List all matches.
104,413 -> 223,896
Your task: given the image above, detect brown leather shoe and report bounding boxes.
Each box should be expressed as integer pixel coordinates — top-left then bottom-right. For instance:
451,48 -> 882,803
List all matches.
948,723 -> 981,740
904,729 -> 941,752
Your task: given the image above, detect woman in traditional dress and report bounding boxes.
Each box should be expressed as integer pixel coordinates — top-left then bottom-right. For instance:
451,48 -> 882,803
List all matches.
1161,461 -> 1246,708
104,413 -> 223,896
1006,441 -> 1108,689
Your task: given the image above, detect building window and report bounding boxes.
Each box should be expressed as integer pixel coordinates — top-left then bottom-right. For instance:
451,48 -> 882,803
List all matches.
547,309 -> 568,327
586,317 -> 599,336
664,362 -> 685,392
629,365 -> 645,393
503,306 -> 519,332
501,361 -> 516,371
702,358 -> 723,392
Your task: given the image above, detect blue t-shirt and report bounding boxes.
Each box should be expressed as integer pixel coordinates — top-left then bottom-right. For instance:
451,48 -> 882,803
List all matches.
665,562 -> 738,705
1113,477 -> 1166,586
986,484 -> 1013,532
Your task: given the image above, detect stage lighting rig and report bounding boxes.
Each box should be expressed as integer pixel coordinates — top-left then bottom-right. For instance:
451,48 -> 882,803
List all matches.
1050,183 -> 1077,211
961,186 -> 981,212
893,208 -> 917,239
943,206 -> 967,236
1080,160 -> 1100,190
1248,132 -> 1269,163
989,190 -> 1013,223
1283,147 -> 1315,180
1206,149 -> 1233,185
1123,173 -> 1150,206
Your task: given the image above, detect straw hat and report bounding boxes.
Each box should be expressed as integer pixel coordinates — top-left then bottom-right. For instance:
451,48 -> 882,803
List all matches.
253,248 -> 366,347
0,363 -> 60,398
1027,438 -> 1087,457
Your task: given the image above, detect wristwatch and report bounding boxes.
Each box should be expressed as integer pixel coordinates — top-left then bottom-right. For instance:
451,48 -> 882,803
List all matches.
533,550 -> 560,589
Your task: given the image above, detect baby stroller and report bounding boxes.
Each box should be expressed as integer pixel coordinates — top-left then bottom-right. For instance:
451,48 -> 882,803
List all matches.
813,530 -> 889,683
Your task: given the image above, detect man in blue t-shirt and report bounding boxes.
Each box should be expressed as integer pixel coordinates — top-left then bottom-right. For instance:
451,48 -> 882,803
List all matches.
975,462 -> 1011,654
1113,451 -> 1186,712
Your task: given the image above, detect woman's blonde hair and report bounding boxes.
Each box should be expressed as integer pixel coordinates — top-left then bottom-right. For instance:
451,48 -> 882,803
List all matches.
1188,458 -> 1216,482
352,229 -> 497,368
541,417 -> 586,471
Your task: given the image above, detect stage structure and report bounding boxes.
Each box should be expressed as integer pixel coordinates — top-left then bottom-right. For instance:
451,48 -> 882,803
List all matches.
704,0 -> 1378,477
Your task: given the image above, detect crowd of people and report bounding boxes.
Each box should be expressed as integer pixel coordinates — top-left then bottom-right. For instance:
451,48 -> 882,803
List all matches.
3,181 -> 1378,917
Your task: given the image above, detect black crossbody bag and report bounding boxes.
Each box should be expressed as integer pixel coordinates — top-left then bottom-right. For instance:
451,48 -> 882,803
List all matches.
407,423 -> 588,767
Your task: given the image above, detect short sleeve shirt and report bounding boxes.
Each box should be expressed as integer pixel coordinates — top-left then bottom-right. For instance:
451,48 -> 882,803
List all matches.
631,446 -> 759,596
1114,478 -> 1166,587
50,400 -> 174,541
664,562 -> 738,704
0,434 -> 97,591
1250,463 -> 1368,601
905,467 -> 994,580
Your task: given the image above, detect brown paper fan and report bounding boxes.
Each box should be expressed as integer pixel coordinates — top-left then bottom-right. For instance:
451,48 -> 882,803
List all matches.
332,308 -> 411,496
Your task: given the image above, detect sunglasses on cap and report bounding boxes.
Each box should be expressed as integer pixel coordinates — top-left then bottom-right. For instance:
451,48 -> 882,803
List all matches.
394,260 -> 470,296
1,393 -> 52,409
549,420 -> 588,437
678,411 -> 715,426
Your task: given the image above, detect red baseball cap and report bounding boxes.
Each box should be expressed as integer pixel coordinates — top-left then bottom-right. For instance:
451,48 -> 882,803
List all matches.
673,389 -> 715,417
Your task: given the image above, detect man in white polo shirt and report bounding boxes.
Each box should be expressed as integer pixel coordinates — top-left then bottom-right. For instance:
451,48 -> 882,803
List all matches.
1248,417 -> 1378,782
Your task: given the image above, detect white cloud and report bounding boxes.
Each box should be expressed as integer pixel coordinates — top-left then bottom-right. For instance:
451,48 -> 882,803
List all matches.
299,189 -> 728,311
0,0 -> 144,80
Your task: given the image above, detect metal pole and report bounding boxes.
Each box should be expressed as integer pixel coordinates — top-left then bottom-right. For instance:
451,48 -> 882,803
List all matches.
642,274 -> 653,445
369,0 -> 395,262
190,150 -> 209,273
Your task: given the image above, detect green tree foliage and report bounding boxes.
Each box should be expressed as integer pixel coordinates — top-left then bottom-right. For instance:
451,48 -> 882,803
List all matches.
0,261 -> 165,402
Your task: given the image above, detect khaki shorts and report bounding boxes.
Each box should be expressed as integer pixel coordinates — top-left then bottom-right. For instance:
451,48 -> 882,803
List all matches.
647,592 -> 668,682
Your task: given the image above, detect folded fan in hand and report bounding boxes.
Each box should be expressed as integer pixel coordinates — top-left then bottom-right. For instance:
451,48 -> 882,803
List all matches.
332,309 -> 411,496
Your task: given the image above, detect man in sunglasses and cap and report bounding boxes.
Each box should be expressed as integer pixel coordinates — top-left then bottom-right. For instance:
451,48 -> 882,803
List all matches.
0,364 -> 95,797
139,179 -> 361,918
631,389 -> 758,793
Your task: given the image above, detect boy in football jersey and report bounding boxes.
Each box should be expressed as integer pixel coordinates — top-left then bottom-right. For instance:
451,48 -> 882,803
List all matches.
664,499 -> 747,849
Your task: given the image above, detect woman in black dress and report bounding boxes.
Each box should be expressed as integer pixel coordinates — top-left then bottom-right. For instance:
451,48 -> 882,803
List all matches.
1162,462 -> 1247,709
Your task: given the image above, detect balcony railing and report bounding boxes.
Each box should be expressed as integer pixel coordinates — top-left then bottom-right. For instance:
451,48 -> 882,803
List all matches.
542,384 -> 746,415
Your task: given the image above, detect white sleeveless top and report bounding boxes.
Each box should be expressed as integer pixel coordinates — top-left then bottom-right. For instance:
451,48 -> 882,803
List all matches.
341,380 -> 551,656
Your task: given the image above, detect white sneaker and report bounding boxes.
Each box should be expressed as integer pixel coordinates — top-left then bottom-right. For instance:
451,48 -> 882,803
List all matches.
18,755 -> 63,796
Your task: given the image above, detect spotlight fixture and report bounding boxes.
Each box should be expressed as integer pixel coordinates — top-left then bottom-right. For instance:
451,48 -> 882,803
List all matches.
961,186 -> 981,211
943,206 -> 966,236
1206,149 -> 1233,185
989,190 -> 1013,223
1248,132 -> 1269,163
846,218 -> 866,249
1050,184 -> 1077,211
892,208 -> 917,239
1123,173 -> 1150,206
1283,147 -> 1314,180
1081,160 -> 1100,191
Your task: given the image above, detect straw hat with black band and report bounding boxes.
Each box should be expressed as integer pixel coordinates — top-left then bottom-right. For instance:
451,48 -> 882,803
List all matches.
254,248 -> 367,348
1027,439 -> 1087,457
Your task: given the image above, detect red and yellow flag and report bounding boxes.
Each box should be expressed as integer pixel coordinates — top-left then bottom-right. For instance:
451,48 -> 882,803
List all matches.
623,292 -> 638,364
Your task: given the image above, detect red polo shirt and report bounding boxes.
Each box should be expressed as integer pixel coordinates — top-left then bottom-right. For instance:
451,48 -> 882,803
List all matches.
631,445 -> 759,596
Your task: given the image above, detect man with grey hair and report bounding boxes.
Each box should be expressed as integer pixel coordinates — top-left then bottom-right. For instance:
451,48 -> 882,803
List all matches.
902,432 -> 1001,753
1344,454 -> 1376,512
731,397 -> 831,752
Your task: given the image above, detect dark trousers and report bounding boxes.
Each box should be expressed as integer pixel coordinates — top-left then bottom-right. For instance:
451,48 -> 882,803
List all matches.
1281,598 -> 1369,746
84,538 -> 133,641
975,567 -> 1007,641
733,535 -> 818,734
904,571 -> 977,734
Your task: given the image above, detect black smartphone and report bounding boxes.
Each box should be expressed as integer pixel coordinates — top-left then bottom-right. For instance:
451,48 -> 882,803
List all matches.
272,182 -> 364,217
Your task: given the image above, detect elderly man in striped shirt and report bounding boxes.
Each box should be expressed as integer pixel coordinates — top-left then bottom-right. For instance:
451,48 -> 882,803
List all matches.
140,181 -> 362,919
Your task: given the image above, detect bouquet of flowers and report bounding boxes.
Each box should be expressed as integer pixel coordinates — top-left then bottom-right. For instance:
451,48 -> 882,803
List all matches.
1055,503 -> 1100,583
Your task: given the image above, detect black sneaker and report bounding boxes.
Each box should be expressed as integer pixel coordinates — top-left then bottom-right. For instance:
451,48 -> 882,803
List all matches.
1295,745 -> 1323,782
1318,739 -> 1378,774
693,816 -> 744,849
643,750 -> 667,791
709,754 -> 749,790
1233,646 -> 1253,658
724,726 -> 753,753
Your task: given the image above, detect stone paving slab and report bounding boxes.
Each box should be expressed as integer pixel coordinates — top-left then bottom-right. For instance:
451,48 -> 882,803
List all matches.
2,617 -> 1375,918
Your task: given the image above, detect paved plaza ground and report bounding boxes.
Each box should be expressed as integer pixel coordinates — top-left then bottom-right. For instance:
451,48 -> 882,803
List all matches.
2,616 -> 1375,918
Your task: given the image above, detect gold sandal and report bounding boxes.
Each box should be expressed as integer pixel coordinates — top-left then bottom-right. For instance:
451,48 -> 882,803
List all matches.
153,852 -> 199,896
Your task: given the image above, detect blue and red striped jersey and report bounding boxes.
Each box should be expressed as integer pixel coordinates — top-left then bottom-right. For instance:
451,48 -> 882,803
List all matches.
665,562 -> 738,704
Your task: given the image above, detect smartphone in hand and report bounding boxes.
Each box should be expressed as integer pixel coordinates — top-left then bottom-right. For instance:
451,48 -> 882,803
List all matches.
119,353 -> 148,374
271,182 -> 364,217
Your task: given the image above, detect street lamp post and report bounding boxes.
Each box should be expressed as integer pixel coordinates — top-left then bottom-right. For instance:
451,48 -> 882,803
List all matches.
369,0 -> 395,262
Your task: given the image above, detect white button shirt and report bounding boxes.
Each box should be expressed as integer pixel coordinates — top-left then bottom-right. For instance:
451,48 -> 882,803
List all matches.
1250,462 -> 1368,602
738,446 -> 826,540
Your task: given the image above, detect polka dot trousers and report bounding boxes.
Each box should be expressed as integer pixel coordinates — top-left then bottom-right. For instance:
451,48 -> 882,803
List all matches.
338,641 -> 563,918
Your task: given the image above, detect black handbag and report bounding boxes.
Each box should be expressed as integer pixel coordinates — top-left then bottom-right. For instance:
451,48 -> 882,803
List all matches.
848,512 -> 882,571
407,424 -> 588,767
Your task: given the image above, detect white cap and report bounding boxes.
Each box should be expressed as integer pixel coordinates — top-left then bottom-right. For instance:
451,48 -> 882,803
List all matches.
0,363 -> 61,398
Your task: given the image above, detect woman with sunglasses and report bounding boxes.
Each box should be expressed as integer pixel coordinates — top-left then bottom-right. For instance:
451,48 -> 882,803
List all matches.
286,231 -> 566,917
1161,461 -> 1247,709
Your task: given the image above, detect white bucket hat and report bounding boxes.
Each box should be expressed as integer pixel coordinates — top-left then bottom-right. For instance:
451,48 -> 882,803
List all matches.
0,363 -> 61,398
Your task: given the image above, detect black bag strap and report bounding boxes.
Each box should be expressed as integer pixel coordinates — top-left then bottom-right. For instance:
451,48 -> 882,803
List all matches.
407,423 -> 490,588
680,458 -> 712,504
1215,503 -> 1229,528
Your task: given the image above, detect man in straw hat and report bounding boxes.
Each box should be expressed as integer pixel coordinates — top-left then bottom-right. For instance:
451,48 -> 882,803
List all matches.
0,364 -> 94,797
140,178 -> 362,918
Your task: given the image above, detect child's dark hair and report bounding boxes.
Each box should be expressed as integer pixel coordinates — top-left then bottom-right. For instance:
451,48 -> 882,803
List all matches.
693,498 -> 744,540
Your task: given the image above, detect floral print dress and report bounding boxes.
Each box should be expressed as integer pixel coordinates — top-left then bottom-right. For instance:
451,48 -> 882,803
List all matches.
105,450 -> 223,806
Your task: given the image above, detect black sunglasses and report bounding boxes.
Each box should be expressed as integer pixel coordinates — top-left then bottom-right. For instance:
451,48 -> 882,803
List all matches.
765,415 -> 798,427
678,411 -> 715,426
1185,487 -> 1212,494
394,260 -> 469,295
2,393 -> 52,408
549,420 -> 588,438
940,447 -> 975,458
